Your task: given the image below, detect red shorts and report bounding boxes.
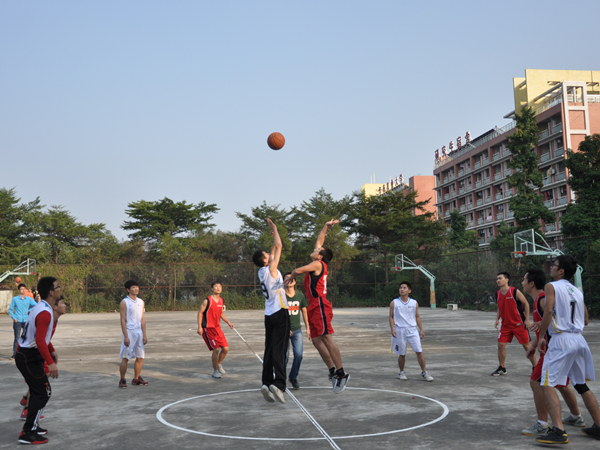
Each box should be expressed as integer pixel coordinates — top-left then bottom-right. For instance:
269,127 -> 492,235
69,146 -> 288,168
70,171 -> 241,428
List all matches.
531,353 -> 569,387
203,327 -> 228,351
308,297 -> 334,339
498,325 -> 530,344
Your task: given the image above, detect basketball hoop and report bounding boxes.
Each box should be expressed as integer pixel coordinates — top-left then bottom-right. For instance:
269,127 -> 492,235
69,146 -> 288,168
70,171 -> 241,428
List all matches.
511,251 -> 526,269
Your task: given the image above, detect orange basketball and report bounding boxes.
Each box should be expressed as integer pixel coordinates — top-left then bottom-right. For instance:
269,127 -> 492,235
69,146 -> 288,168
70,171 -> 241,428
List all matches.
15,277 -> 22,283
267,132 -> 285,150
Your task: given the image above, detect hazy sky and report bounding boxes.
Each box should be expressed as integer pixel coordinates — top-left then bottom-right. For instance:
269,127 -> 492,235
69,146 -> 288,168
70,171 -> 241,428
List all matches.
2,1 -> 599,240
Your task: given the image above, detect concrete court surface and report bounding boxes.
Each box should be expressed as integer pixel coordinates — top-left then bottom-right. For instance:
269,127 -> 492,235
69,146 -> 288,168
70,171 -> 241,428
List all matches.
1,307 -> 599,450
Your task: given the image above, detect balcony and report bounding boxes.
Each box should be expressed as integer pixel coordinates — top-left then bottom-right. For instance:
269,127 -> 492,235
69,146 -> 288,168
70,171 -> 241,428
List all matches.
556,172 -> 566,181
486,216 -> 493,223
557,197 -> 568,206
476,199 -> 483,206
459,205 -> 466,212
493,173 -> 502,181
444,194 -> 450,200
495,192 -> 504,201
459,187 -> 465,194
479,237 -> 486,245
444,211 -> 451,218
539,129 -> 549,140
505,168 -> 512,176
552,123 -> 562,134
475,180 -> 482,188
507,211 -> 514,218
543,177 -> 552,186
466,203 -> 472,210
467,221 -> 474,228
544,199 -> 554,208
465,166 -> 471,174
482,158 -> 489,165
483,177 -> 490,185
492,153 -> 501,161
485,197 -> 491,204
496,213 -> 504,221
540,153 -> 551,163
458,169 -> 464,177
474,161 -> 481,170
477,218 -> 484,225
466,185 -> 472,192
554,147 -> 564,158
506,191 -> 514,198
503,149 -> 511,157
545,223 -> 556,233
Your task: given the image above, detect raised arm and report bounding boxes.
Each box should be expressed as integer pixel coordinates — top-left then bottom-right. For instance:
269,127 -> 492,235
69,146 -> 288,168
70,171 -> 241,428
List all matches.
315,219 -> 339,249
266,218 -> 282,279
286,260 -> 322,284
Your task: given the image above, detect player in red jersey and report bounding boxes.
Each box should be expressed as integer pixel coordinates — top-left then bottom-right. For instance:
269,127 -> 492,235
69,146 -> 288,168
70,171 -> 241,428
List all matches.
286,219 -> 349,393
198,281 -> 235,379
520,269 -> 584,436
491,271 -> 534,376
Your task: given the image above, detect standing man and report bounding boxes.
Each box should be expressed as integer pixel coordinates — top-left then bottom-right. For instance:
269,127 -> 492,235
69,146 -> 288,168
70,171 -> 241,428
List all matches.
390,281 -> 433,382
283,272 -> 310,390
119,280 -> 148,388
197,281 -> 235,379
286,220 -> 350,394
252,218 -> 289,404
535,256 -> 600,444
14,276 -> 61,444
520,268 -> 584,437
491,272 -> 535,376
9,283 -> 37,359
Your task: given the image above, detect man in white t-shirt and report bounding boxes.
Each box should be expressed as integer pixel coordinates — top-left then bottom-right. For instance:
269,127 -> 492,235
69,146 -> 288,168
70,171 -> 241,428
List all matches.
389,281 -> 433,382
252,218 -> 289,404
118,280 -> 148,389
536,255 -> 600,444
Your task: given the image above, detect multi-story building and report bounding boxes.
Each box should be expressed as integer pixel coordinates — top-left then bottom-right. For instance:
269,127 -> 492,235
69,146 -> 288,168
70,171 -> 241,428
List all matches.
362,175 -> 437,217
433,69 -> 600,247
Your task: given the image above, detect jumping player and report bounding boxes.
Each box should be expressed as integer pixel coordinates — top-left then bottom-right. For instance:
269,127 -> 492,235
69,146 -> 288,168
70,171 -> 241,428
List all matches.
252,218 -> 289,404
14,276 -> 61,444
535,256 -> 600,444
119,280 -> 148,388
520,268 -> 584,437
286,219 -> 350,394
389,281 -> 433,381
491,272 -> 535,376
197,281 -> 235,379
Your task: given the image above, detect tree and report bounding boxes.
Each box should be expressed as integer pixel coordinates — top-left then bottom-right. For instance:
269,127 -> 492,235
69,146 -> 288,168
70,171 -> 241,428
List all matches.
0,188 -> 42,264
122,198 -> 218,242
505,106 -> 554,231
448,209 -> 478,250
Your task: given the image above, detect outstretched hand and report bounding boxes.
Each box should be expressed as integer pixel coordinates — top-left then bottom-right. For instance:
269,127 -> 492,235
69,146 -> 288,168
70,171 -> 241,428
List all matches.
266,218 -> 276,236
326,219 -> 339,227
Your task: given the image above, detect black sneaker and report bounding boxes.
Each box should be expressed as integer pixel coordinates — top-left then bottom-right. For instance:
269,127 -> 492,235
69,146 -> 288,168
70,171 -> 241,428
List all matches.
535,426 -> 569,444
582,423 -> 600,440
31,426 -> 48,435
490,366 -> 507,376
290,379 -> 300,390
18,430 -> 49,444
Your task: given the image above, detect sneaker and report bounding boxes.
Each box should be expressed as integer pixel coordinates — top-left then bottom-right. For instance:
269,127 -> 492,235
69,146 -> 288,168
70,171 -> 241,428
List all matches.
217,364 -> 226,374
31,426 -> 48,435
563,415 -> 586,427
20,395 -> 27,407
18,431 -> 48,445
290,379 -> 300,390
398,371 -> 408,380
582,423 -> 600,440
522,422 -> 549,436
131,376 -> 148,386
535,427 -> 569,444
333,373 -> 350,394
422,371 -> 434,382
11,354 -> 16,359
119,378 -> 127,389
20,409 -> 27,420
211,370 -> 222,379
269,385 -> 286,404
261,385 -> 275,403
491,366 -> 507,376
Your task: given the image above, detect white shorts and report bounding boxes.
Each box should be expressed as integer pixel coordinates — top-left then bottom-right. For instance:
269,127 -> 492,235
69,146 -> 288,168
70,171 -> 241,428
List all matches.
541,333 -> 595,387
120,329 -> 145,359
391,327 -> 422,355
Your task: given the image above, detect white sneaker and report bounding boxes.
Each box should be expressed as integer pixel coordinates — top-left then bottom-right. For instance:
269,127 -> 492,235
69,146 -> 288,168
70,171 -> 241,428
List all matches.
269,385 -> 286,404
521,422 -> 549,436
217,364 -> 226,374
332,373 -> 350,394
562,415 -> 586,427
422,371 -> 434,382
398,371 -> 408,380
212,370 -> 222,379
261,385 -> 275,403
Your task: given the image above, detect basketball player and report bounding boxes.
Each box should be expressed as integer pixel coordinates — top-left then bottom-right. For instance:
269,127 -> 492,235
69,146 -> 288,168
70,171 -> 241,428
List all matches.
520,268 -> 584,437
197,281 -> 235,379
491,272 -> 535,376
14,277 -> 61,444
535,256 -> 600,443
389,281 -> 433,381
252,218 -> 289,404
9,283 -> 37,358
119,280 -> 148,388
283,272 -> 310,389
285,219 -> 350,394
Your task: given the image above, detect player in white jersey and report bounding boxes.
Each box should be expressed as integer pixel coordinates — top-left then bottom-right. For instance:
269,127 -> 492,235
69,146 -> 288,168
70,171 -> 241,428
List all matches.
15,276 -> 61,445
119,280 -> 148,389
389,281 -> 433,382
252,218 -> 290,404
536,255 -> 600,444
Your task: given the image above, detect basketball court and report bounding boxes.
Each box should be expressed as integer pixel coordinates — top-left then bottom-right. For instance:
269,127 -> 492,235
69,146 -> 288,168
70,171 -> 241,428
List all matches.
1,307 -> 599,449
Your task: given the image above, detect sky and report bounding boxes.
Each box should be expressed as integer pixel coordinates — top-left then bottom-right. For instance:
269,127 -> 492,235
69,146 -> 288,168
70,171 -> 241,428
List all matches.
2,0 -> 599,240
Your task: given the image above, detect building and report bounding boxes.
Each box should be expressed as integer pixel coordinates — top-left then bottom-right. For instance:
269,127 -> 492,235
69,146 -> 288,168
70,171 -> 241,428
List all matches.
361,174 -> 437,218
433,69 -> 600,247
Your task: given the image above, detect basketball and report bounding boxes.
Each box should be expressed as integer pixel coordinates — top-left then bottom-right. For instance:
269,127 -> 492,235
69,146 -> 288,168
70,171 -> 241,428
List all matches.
267,132 -> 285,150
15,277 -> 22,283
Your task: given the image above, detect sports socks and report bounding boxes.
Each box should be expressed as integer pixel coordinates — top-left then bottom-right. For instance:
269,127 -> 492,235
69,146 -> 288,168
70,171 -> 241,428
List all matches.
336,367 -> 346,378
329,367 -> 336,377
538,420 -> 549,427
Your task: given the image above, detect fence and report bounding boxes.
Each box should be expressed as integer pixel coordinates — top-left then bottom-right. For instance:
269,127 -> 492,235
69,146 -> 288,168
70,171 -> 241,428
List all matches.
1,234 -> 599,315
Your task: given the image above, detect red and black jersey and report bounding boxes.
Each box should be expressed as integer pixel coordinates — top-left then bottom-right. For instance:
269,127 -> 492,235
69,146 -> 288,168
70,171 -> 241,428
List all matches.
497,286 -> 526,328
305,261 -> 328,302
201,296 -> 224,329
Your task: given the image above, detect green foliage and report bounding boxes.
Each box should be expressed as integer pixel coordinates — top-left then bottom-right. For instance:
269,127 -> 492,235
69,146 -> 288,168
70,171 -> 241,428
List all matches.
506,106 -> 554,231
489,221 -> 516,250
122,197 -> 218,241
0,188 -> 42,264
448,209 -> 479,250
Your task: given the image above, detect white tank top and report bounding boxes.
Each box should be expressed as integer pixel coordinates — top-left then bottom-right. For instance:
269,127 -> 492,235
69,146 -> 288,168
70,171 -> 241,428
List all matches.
392,298 -> 418,328
548,279 -> 585,335
122,296 -> 144,330
18,300 -> 54,349
258,267 -> 288,316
